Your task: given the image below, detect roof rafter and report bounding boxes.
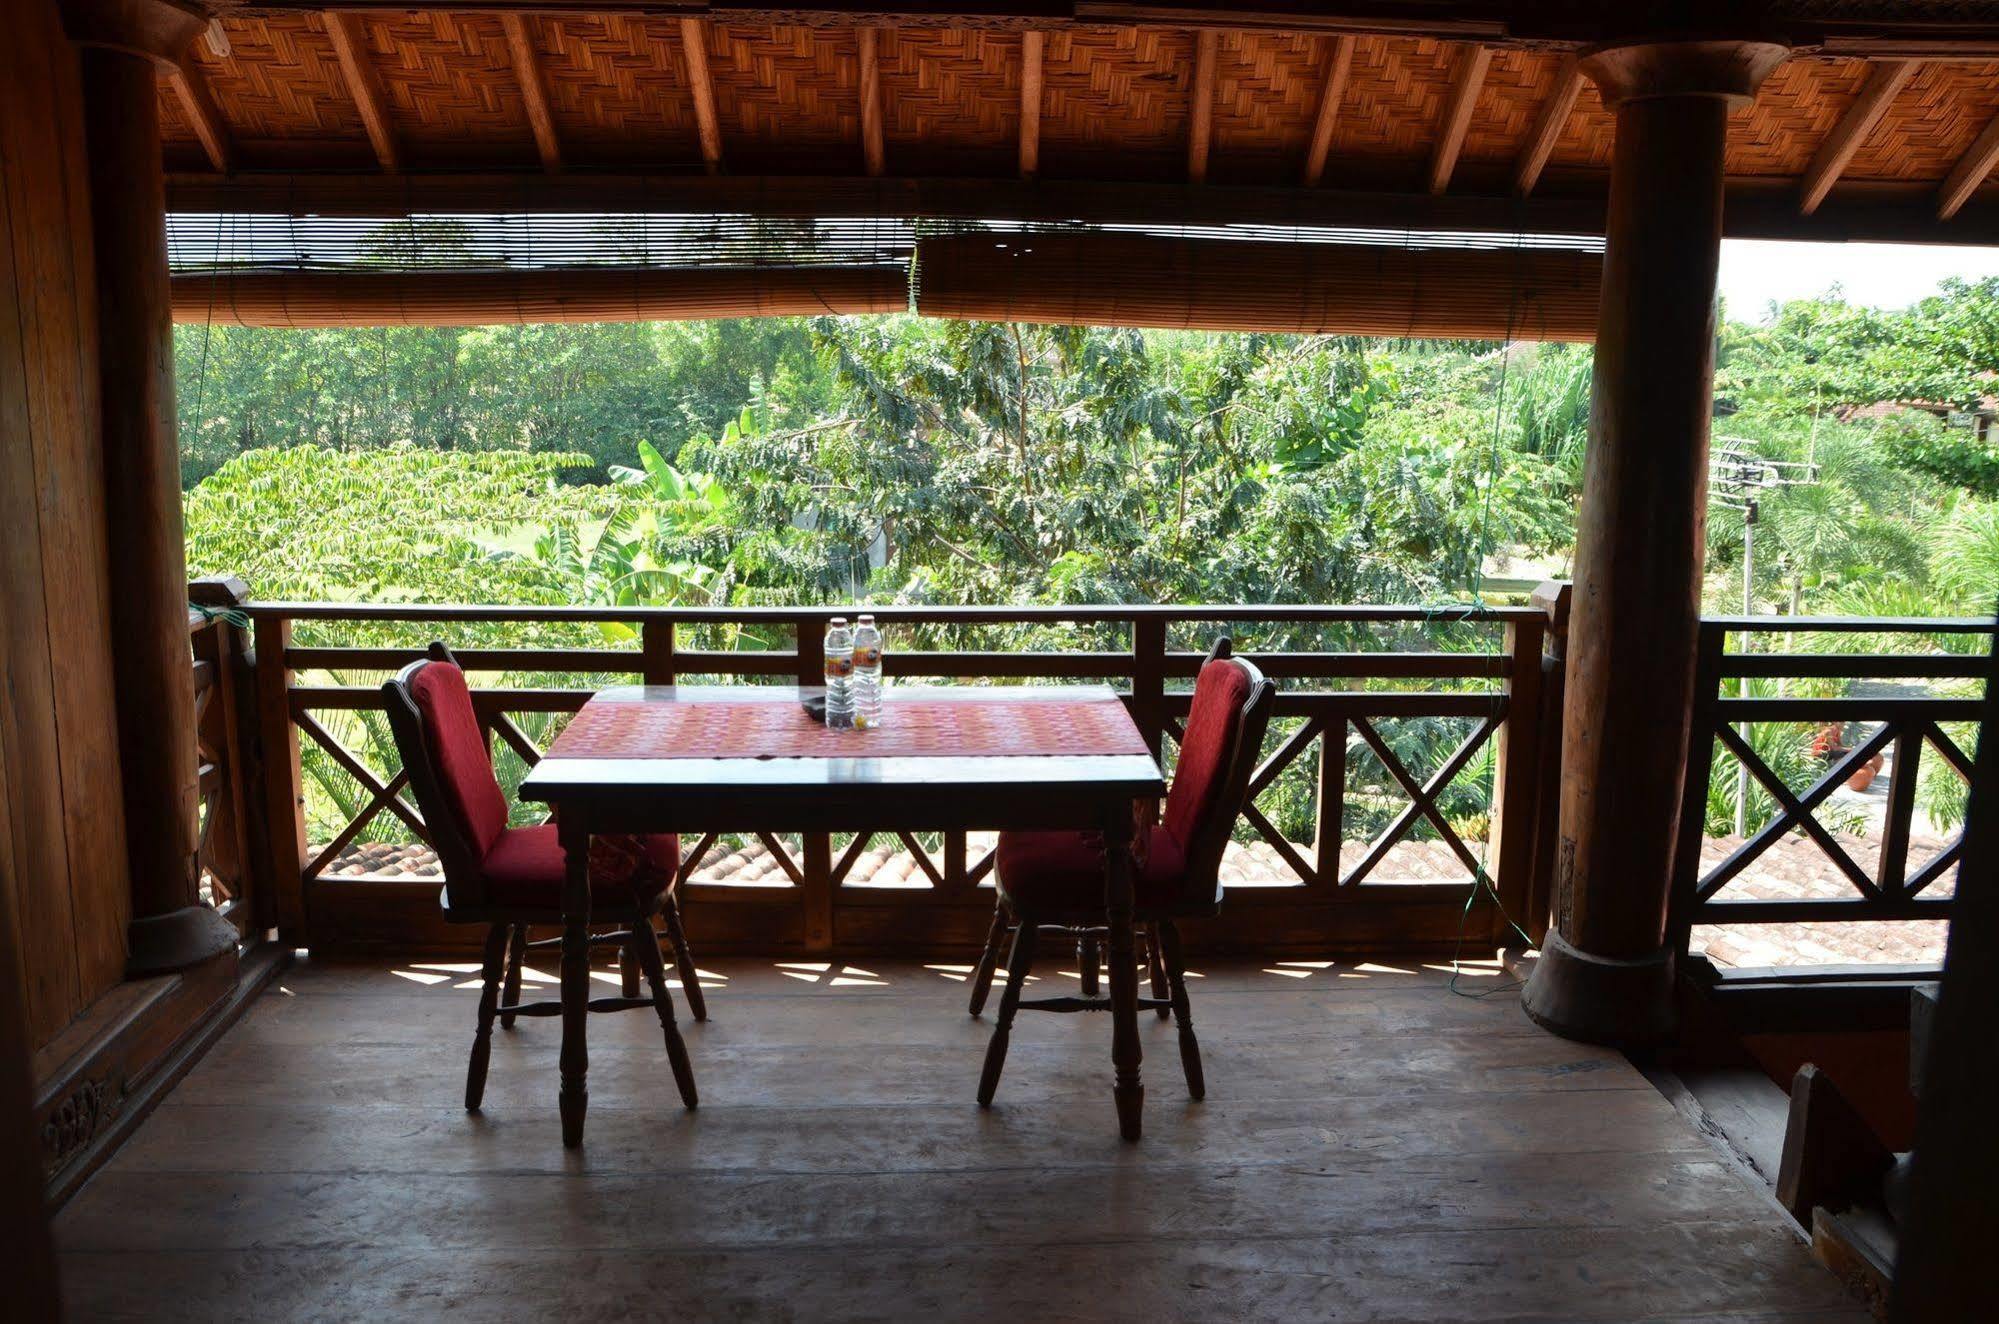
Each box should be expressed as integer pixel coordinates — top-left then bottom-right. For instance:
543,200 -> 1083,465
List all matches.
1940,108 -> 1999,219
1301,34 -> 1354,188
1512,52 -> 1578,197
1427,42 -> 1490,195
1187,28 -> 1218,184
858,26 -> 886,177
1799,58 -> 1918,214
500,14 -> 561,173
321,11 -> 398,173
166,60 -> 232,175
1019,28 -> 1043,179
679,17 -> 724,174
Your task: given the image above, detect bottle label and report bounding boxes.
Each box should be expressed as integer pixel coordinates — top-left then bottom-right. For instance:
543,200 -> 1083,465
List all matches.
825,654 -> 853,678
852,646 -> 881,667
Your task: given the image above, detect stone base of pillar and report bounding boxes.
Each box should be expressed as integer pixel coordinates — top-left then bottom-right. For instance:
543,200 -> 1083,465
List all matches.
1520,929 -> 1675,1047
127,904 -> 239,977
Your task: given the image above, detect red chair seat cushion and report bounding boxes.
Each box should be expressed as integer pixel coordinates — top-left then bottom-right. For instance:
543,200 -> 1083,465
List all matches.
994,823 -> 1185,914
479,825 -> 681,910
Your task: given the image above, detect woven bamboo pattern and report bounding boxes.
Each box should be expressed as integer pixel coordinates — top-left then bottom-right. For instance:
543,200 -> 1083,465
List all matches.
151,20 -> 1999,204
1550,79 -> 1615,170
157,74 -> 194,146
1849,60 -> 1999,179
1727,57 -> 1870,177
878,29 -> 1019,150
1461,46 -> 1561,164
531,16 -> 701,164
182,15 -> 362,142
1039,26 -> 1195,155
706,23 -> 858,153
355,13 -> 532,164
1331,37 -> 1457,161
1208,31 -> 1325,170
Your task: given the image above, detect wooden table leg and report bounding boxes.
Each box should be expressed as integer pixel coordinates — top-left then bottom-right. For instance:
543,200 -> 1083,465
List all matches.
1103,805 -> 1143,1141
557,813 -> 591,1148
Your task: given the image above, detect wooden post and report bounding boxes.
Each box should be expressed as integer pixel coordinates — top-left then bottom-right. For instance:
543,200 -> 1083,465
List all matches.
1486,610 -> 1546,946
1521,40 -> 1788,1046
1523,581 -> 1571,946
1889,628 -> 1999,1321
640,617 -> 675,686
1130,616 -> 1166,759
63,0 -> 237,976
795,614 -> 833,952
251,613 -> 309,945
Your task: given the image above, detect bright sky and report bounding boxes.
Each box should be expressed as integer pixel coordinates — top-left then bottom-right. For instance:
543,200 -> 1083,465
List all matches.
1717,238 -> 1999,322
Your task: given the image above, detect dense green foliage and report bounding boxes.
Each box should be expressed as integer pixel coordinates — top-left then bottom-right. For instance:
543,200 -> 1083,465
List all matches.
179,279 -> 1999,847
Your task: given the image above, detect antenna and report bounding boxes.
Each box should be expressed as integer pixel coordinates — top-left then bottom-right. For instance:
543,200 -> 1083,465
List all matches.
1708,436 -> 1822,835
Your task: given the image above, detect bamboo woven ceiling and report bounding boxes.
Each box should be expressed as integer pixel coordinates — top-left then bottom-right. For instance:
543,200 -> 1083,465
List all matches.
159,8 -> 1999,229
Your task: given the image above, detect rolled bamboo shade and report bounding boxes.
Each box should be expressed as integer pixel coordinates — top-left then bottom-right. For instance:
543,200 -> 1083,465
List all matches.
170,267 -> 908,327
914,232 -> 1601,342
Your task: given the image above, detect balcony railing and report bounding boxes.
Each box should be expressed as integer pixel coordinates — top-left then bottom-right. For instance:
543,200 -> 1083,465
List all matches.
185,583 -> 1993,966
1671,615 -> 1996,973
189,586 -> 1568,957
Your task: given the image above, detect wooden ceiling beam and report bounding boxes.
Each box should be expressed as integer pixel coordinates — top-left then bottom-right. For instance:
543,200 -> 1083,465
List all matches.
1426,42 -> 1489,195
1939,110 -> 1999,220
1512,52 -> 1578,198
679,17 -> 724,174
1187,28 -> 1218,184
1301,33 -> 1354,188
1019,28 -> 1043,179
322,12 -> 398,173
858,26 -> 886,177
500,14 -> 561,173
166,61 -> 232,175
1799,58 -> 1917,214
163,170 -> 1999,247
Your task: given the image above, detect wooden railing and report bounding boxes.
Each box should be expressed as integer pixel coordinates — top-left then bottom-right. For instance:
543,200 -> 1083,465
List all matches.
212,593 -> 1573,957
1670,616 -> 1996,966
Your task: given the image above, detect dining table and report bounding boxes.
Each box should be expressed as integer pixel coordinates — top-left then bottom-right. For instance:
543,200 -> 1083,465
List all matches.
518,683 -> 1169,1145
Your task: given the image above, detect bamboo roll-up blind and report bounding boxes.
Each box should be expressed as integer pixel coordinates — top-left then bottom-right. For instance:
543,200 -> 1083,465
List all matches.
170,267 -> 908,327
914,232 -> 1602,342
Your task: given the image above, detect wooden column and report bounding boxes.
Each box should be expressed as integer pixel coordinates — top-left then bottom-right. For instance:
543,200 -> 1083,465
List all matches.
63,0 -> 236,975
1521,40 -> 1786,1046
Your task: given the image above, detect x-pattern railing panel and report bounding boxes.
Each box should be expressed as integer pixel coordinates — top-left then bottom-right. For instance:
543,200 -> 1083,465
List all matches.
1673,616 -> 1992,952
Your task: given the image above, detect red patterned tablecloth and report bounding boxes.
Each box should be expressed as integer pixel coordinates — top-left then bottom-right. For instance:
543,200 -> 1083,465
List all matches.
548,689 -> 1149,761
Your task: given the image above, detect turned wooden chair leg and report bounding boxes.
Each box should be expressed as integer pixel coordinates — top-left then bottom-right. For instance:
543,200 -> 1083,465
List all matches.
1157,919 -> 1204,1101
1078,932 -> 1101,996
631,888 -> 698,1109
978,922 -> 1038,1107
499,923 -> 528,1030
465,922 -> 510,1111
1145,925 -> 1171,1020
660,898 -> 706,1023
968,902 -> 1010,1017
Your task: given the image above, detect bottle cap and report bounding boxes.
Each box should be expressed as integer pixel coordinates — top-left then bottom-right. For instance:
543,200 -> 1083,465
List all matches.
829,617 -> 848,626
857,613 -> 876,624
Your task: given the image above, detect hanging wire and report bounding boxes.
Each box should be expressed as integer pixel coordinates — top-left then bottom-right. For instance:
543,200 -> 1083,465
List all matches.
1442,230 -> 1540,999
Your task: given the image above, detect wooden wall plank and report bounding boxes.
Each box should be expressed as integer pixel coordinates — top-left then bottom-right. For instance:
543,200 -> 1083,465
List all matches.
45,24 -> 132,1011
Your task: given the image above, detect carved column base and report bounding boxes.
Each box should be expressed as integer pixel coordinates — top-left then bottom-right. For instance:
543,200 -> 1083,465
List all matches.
1520,929 -> 1675,1047
127,904 -> 238,976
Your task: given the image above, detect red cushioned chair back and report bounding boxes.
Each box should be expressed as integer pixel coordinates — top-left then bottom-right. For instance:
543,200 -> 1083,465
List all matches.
1161,639 -> 1275,906
382,645 -> 509,898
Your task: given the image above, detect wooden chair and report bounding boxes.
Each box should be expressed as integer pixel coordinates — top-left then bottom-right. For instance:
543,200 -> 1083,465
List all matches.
382,643 -> 703,1115
969,638 -> 1275,1104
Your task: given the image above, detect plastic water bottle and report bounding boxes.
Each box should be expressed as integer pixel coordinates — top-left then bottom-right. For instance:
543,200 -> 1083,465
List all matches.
852,614 -> 884,730
823,618 -> 855,729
